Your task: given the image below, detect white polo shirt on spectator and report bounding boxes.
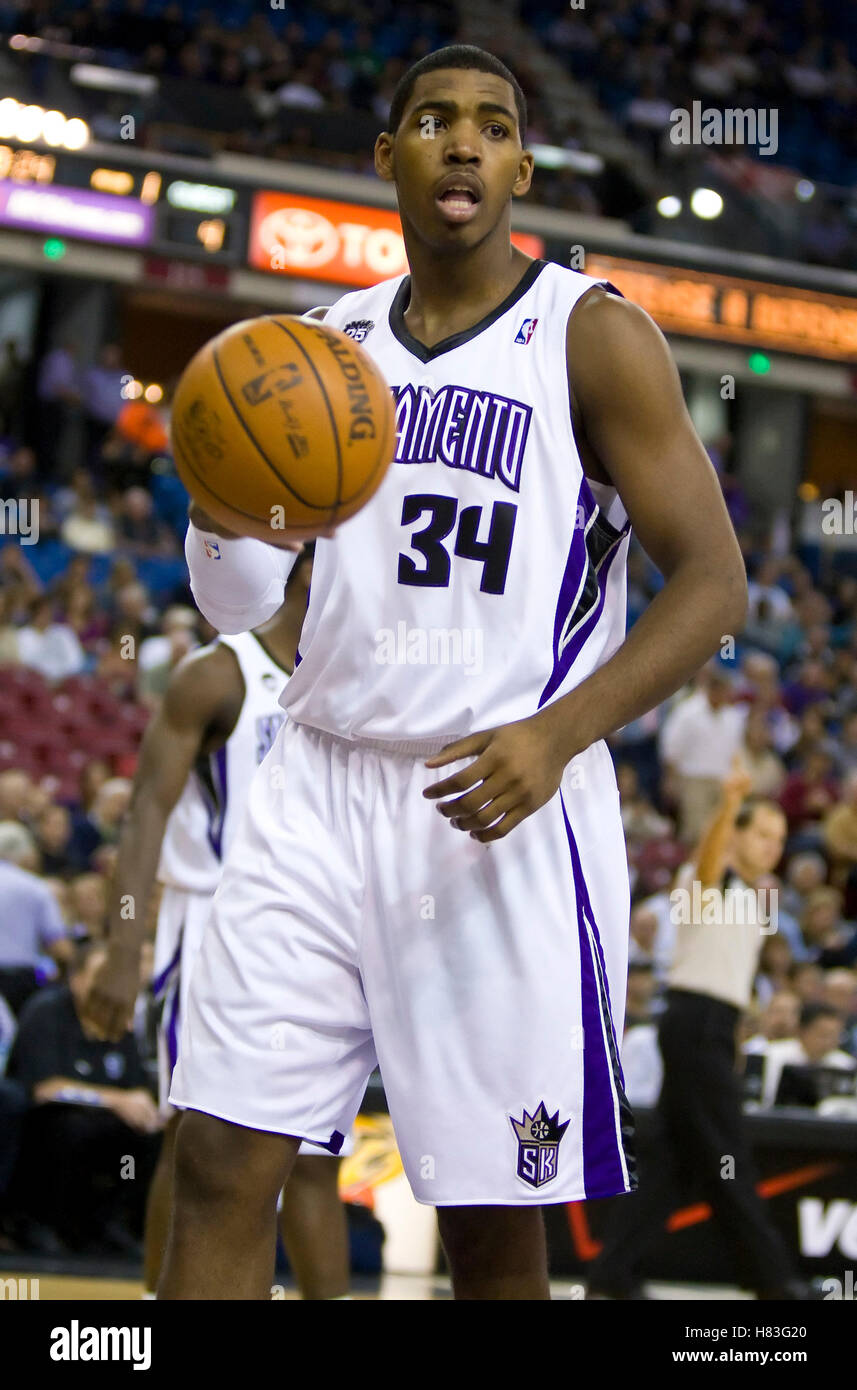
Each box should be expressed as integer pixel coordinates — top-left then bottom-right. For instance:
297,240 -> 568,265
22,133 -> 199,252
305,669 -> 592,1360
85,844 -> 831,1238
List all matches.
659,690 -> 746,777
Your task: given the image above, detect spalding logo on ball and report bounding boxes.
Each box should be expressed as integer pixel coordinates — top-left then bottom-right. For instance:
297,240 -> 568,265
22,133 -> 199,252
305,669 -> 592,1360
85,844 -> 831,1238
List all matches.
171,314 -> 396,543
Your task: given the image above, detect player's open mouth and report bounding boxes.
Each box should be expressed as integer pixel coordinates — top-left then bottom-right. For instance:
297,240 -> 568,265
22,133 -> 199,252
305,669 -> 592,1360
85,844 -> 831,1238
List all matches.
435,183 -> 482,223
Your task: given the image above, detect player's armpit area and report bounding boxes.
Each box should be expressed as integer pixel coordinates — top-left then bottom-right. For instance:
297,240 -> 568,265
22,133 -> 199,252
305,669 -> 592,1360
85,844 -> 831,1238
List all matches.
565,289 -> 746,608
133,643 -> 244,812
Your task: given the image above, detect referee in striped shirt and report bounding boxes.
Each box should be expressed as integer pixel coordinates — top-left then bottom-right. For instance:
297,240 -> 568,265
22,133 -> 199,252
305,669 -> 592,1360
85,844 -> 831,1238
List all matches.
588,763 -> 816,1300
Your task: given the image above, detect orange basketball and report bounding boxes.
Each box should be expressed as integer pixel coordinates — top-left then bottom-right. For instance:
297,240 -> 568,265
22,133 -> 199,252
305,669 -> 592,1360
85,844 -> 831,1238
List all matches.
171,314 -> 396,542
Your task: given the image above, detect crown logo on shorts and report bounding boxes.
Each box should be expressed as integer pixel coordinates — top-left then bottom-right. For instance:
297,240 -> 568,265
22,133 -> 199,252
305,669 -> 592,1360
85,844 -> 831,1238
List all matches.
510,1101 -> 570,1188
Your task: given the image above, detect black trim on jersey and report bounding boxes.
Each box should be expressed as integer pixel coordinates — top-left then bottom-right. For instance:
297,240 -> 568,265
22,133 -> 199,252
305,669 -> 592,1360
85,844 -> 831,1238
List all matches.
389,258 -> 548,363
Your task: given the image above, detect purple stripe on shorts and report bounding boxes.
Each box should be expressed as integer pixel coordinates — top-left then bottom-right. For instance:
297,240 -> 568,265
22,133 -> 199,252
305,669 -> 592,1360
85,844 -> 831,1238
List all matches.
167,986 -> 181,1082
560,792 -> 636,1197
150,937 -> 182,1000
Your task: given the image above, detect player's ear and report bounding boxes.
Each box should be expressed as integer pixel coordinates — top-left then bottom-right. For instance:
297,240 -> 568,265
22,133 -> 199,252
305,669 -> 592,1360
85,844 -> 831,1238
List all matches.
512,151 -> 534,199
374,132 -> 395,183
511,151 -> 530,198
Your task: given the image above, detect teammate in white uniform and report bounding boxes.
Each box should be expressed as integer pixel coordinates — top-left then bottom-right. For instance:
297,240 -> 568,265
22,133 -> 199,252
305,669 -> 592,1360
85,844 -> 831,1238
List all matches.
85,550 -> 353,1300
155,46 -> 743,1300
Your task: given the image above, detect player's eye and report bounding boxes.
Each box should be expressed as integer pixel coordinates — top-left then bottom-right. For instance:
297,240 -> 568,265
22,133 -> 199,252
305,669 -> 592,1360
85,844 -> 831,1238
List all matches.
486,123 -> 509,138
419,113 -> 446,135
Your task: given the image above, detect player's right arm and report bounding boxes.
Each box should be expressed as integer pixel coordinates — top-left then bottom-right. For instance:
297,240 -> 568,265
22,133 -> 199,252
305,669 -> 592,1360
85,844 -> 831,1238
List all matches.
184,509 -> 302,634
184,305 -> 332,635
81,643 -> 244,1041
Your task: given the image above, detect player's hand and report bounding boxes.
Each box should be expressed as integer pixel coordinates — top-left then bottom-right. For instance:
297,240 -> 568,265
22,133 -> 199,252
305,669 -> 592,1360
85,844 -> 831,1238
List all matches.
108,1088 -> 163,1134
423,712 -> 566,842
188,501 -> 336,550
721,756 -> 754,804
80,944 -> 141,1043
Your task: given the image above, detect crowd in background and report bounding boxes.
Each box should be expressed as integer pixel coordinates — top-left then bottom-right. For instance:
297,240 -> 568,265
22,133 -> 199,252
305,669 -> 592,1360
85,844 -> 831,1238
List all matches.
1,0 -> 855,259
0,322 -> 854,1257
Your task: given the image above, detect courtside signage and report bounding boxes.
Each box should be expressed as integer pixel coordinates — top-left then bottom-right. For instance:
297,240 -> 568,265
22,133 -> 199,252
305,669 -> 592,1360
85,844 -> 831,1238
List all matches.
586,253 -> 857,363
249,189 -> 543,287
0,178 -> 154,245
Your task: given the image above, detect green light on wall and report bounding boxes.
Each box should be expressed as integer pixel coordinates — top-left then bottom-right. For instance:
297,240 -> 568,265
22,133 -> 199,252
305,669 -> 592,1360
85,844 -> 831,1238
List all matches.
748,352 -> 771,374
42,238 -> 67,259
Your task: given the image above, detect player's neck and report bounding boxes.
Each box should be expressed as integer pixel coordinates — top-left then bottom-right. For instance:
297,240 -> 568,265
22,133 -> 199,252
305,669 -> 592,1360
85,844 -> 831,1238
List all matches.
253,604 -> 303,674
402,233 -> 532,349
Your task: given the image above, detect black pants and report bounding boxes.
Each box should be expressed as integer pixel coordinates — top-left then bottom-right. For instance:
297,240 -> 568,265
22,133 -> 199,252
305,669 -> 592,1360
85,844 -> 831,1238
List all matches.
0,967 -> 39,1017
10,1102 -> 161,1250
588,989 -> 796,1295
0,1079 -> 27,1199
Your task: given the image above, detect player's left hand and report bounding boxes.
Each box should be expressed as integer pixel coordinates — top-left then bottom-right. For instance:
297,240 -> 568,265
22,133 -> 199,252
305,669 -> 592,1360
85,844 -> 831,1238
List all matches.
423,713 -> 566,842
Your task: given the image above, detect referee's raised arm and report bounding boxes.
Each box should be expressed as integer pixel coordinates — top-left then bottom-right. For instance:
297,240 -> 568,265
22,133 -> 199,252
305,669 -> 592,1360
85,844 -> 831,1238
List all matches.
692,760 -> 755,888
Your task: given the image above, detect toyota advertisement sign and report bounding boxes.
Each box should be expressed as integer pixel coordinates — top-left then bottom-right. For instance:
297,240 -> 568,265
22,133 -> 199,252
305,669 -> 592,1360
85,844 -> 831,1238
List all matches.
248,189 -> 543,287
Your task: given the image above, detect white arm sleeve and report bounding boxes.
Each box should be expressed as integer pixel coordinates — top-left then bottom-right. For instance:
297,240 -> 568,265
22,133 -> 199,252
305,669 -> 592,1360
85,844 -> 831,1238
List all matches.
183,306 -> 330,634
185,523 -> 299,634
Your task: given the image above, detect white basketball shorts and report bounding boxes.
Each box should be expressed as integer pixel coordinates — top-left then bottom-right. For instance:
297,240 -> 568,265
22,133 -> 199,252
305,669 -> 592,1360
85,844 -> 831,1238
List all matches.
170,719 -> 636,1204
155,883 -> 346,1158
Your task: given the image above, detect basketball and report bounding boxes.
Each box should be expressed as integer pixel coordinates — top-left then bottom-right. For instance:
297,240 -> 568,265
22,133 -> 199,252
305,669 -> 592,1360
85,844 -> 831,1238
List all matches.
171,315 -> 396,542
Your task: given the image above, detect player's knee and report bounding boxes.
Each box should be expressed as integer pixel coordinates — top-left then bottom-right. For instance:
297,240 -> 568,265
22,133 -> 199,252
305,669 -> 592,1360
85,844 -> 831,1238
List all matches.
172,1111 -> 282,1211
288,1155 -> 340,1192
437,1205 -> 544,1271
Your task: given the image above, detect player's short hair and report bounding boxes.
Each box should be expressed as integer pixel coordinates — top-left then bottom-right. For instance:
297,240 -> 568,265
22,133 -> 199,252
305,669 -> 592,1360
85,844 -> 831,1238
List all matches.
387,44 -> 527,144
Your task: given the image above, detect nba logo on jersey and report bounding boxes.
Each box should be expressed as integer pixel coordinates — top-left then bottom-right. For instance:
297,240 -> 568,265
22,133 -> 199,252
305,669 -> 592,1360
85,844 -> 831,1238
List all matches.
510,1102 -> 570,1188
203,538 -> 221,560
514,317 -> 538,345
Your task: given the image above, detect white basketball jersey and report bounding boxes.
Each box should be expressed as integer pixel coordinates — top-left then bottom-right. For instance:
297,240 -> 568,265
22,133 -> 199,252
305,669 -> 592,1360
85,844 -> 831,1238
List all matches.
282,261 -> 630,744
158,632 -> 289,893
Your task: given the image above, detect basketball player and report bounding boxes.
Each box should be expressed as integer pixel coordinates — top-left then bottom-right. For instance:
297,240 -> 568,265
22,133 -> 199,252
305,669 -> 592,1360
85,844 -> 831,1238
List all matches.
130,46 -> 744,1300
83,548 -> 352,1300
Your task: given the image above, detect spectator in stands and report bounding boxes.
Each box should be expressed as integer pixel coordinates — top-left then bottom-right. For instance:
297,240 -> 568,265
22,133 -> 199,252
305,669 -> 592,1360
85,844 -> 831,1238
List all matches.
6,941 -> 162,1254
747,557 -> 793,625
789,960 -> 827,1005
0,820 -> 71,1015
61,580 -> 107,653
740,708 -> 787,797
743,991 -> 801,1053
82,344 -> 127,468
68,872 -> 108,941
36,339 -> 80,475
759,1003 -> 857,1106
137,606 -> 198,707
659,664 -> 746,841
116,486 -> 178,558
780,850 -> 827,919
823,969 -> 857,1057
0,445 -> 39,503
823,769 -> 857,889
34,804 -> 76,877
617,762 -> 673,844
67,778 -> 131,875
58,469 -> 117,556
755,935 -> 795,1006
620,963 -> 663,1107
15,593 -> 86,684
779,749 -> 839,839
0,769 -> 36,825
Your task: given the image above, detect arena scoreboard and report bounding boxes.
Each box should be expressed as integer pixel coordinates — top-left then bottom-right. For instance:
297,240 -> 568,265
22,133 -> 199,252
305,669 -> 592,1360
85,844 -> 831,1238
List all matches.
0,144 -> 245,260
